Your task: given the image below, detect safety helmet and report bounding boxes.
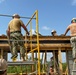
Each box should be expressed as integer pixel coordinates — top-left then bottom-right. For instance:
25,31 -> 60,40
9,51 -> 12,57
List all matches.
71,18 -> 76,23
0,59 -> 8,71
12,14 -> 20,18
51,30 -> 56,34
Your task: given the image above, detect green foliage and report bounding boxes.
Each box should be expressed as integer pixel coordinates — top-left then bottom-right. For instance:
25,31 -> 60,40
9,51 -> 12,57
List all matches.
7,61 -> 67,73
7,65 -> 35,73
62,63 -> 67,72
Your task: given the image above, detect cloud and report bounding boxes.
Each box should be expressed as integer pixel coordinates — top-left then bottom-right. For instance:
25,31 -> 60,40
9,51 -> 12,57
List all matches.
29,29 -> 35,34
42,26 -> 50,30
31,29 -> 35,34
72,0 -> 76,5
0,0 -> 5,3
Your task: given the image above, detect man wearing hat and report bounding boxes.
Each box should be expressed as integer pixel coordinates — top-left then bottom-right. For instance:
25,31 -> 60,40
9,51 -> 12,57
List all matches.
0,58 -> 8,75
6,14 -> 29,61
63,18 -> 76,59
51,30 -> 58,36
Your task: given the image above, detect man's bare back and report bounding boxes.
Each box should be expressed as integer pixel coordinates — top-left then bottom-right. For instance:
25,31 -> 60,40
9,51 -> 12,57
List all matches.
67,23 -> 76,36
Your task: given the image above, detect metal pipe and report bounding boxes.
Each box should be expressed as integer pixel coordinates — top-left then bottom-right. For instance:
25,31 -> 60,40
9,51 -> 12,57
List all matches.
0,14 -> 36,19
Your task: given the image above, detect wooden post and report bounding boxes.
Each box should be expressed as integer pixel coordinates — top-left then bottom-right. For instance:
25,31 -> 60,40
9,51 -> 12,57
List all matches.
0,49 -> 7,60
66,50 -> 69,75
3,52 -> 7,61
44,51 -> 47,72
53,51 -> 56,73
0,48 -> 3,59
58,48 -> 63,75
32,52 -> 34,72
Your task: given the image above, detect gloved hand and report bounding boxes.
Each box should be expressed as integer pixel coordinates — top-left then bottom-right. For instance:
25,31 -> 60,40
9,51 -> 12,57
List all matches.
60,34 -> 65,36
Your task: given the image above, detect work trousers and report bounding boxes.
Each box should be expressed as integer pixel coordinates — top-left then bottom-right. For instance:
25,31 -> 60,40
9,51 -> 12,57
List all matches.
10,32 -> 25,58
70,36 -> 76,59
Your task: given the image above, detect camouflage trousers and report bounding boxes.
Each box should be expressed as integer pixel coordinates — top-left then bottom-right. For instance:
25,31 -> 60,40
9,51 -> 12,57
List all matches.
70,36 -> 76,59
10,32 -> 26,58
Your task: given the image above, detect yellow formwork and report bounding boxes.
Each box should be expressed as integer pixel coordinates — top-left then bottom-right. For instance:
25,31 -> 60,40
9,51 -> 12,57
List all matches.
25,10 -> 40,75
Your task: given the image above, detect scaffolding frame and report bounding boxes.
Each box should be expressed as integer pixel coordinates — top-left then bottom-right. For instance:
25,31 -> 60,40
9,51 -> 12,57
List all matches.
25,10 -> 40,75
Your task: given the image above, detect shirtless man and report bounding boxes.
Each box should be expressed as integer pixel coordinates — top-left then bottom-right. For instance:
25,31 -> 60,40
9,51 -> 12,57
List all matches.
63,18 -> 76,59
6,14 -> 29,61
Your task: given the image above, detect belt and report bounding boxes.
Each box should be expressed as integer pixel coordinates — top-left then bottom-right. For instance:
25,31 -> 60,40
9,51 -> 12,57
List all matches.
10,31 -> 21,34
71,36 -> 76,37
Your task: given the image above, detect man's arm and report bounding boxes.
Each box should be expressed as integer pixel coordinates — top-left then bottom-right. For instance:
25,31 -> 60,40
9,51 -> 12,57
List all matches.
21,24 -> 29,35
64,27 -> 70,36
6,27 -> 10,38
60,26 -> 70,36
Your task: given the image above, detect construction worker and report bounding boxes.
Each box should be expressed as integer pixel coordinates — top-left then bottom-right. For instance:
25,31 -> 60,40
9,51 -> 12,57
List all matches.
0,58 -> 8,75
49,68 -> 55,75
6,14 -> 29,61
48,57 -> 54,75
51,30 -> 58,36
50,57 -> 54,68
63,18 -> 76,59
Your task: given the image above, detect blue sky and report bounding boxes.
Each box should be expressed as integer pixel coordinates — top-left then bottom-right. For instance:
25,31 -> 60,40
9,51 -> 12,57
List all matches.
0,0 -> 75,62
0,0 -> 76,35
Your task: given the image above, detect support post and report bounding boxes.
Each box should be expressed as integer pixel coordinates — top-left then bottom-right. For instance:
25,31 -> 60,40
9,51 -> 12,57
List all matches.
58,48 -> 63,75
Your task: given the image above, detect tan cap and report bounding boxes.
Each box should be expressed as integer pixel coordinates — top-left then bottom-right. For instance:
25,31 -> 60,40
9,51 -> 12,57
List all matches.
12,14 -> 20,18
71,18 -> 76,23
72,18 -> 76,20
51,30 -> 56,33
0,59 -> 8,71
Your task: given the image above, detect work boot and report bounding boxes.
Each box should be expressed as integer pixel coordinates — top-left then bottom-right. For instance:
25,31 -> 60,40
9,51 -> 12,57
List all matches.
11,55 -> 18,59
